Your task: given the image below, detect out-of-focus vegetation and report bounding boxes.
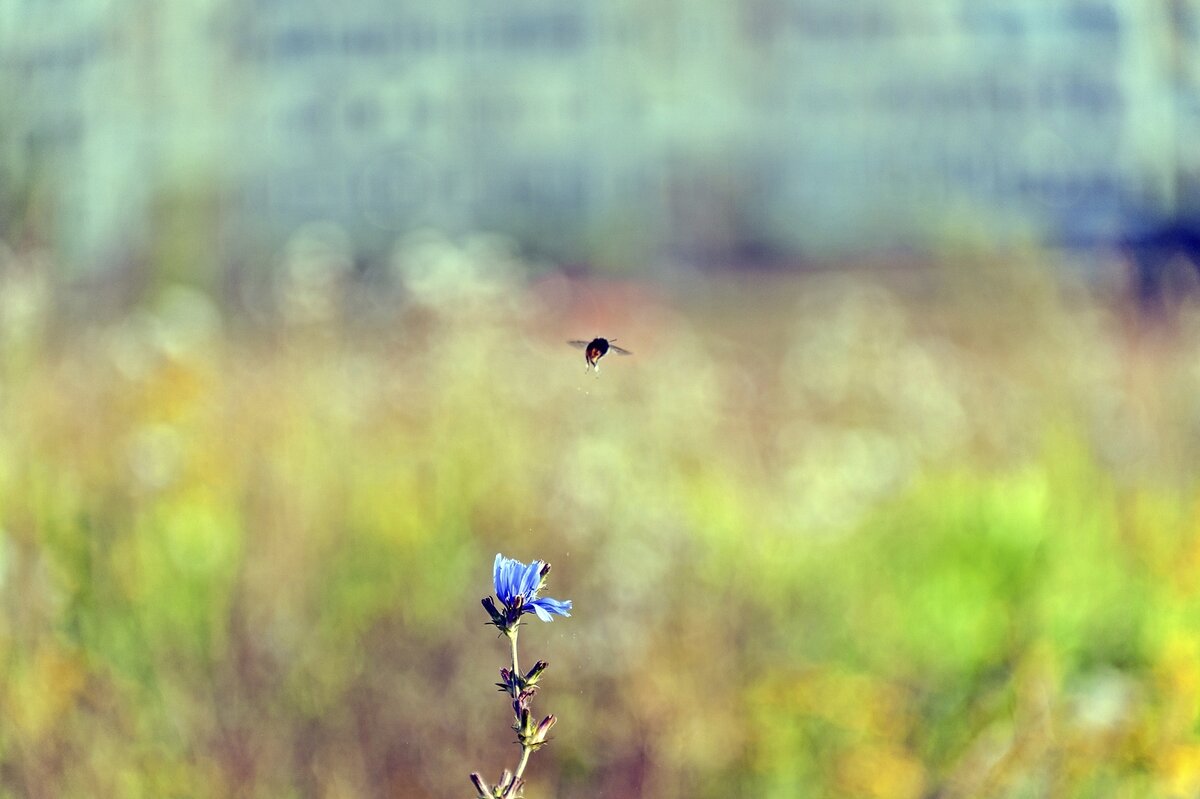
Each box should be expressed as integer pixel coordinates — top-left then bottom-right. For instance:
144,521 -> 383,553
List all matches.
2,236 -> 1200,798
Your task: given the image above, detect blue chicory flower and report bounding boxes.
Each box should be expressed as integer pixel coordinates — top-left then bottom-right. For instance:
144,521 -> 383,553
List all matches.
492,553 -> 572,623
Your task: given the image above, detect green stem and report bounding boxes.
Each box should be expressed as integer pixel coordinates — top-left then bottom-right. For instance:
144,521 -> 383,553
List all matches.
509,628 -> 520,681
505,626 -> 534,797
513,745 -> 532,783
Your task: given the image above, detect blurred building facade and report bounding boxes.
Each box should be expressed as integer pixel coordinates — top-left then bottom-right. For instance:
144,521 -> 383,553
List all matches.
0,0 -> 1196,271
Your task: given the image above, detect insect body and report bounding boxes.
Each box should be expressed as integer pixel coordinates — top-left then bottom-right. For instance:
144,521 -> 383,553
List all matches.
568,337 -> 632,371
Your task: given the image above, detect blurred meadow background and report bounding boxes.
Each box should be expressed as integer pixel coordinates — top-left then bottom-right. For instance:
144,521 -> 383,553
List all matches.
7,2 -> 1200,798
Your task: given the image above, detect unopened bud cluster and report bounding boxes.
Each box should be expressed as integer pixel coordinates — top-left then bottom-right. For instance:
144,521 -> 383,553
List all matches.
500,660 -> 556,752
470,769 -> 523,799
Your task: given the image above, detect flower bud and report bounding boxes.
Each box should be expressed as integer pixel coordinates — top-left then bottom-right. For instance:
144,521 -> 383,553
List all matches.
524,660 -> 549,685
481,597 -> 503,625
531,714 -> 557,746
514,707 -> 534,739
511,685 -> 538,718
469,772 -> 490,797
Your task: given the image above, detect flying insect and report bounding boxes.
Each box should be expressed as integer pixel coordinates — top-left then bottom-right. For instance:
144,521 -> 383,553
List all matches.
568,337 -> 632,371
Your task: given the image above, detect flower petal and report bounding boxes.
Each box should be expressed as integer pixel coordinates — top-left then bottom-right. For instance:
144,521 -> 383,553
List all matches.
529,597 -> 572,620
502,560 -> 516,600
513,556 -> 537,595
493,553 -> 505,596
496,554 -> 525,605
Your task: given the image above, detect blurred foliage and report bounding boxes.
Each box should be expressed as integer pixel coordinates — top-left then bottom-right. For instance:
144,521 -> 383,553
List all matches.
1,236 -> 1200,798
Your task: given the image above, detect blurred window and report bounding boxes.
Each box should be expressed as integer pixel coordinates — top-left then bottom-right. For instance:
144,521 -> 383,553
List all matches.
1063,2 -> 1120,37
342,28 -> 391,56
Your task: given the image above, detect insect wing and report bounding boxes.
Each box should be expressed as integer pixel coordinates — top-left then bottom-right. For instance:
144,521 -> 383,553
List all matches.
568,340 -> 591,349
609,344 -> 633,356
